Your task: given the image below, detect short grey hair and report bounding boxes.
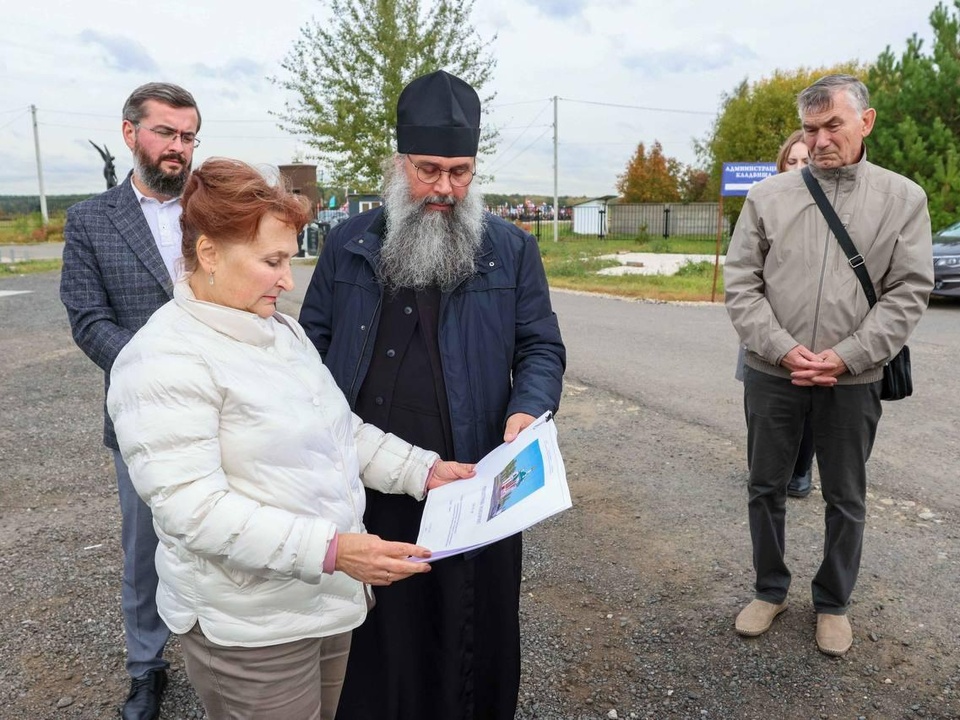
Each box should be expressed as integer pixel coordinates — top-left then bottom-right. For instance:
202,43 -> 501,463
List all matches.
122,82 -> 201,131
797,75 -> 869,119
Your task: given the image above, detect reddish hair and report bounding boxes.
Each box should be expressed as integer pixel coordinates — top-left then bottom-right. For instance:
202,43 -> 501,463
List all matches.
180,158 -> 310,273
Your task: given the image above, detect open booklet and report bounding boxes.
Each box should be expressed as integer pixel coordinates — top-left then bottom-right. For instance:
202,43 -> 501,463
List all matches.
414,411 -> 571,561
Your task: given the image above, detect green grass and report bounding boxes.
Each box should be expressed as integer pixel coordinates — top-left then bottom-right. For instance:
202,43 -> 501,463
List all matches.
0,259 -> 62,275
0,213 -> 65,245
535,230 -> 724,302
0,214 -> 725,300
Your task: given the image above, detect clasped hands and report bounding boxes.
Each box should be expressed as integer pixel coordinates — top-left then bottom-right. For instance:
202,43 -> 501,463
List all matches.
782,345 -> 847,386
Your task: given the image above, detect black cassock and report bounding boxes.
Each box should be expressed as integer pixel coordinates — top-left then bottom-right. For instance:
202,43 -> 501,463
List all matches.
334,287 -> 521,720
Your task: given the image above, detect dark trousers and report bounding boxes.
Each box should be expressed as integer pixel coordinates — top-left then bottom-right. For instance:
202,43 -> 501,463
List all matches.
112,450 -> 170,677
743,368 -> 882,614
794,415 -> 814,477
335,490 -> 521,720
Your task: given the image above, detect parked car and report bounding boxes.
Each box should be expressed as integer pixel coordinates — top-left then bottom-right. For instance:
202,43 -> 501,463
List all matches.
317,209 -> 349,228
932,220 -> 960,297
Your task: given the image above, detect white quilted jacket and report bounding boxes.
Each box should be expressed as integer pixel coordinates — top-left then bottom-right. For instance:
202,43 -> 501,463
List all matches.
107,281 -> 439,647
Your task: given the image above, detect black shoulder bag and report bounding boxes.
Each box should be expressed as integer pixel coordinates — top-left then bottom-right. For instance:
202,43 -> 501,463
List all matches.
800,167 -> 912,400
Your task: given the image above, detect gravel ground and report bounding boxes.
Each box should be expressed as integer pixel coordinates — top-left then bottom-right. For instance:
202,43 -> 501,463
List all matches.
2,271 -> 958,719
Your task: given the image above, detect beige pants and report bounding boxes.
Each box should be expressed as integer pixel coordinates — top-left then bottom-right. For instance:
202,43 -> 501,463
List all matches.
179,623 -> 352,720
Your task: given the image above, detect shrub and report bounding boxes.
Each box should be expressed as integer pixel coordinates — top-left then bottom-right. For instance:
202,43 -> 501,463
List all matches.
674,260 -> 713,277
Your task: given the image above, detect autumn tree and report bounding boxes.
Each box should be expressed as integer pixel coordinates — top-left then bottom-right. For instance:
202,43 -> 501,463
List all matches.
616,141 -> 683,202
274,0 -> 496,191
678,167 -> 710,203
868,1 -> 960,229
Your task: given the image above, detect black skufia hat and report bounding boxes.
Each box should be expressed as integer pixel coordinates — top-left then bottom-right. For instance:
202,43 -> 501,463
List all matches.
396,70 -> 480,157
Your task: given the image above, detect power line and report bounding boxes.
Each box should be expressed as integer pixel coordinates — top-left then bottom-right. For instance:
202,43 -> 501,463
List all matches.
42,110 -> 116,119
561,140 -> 697,147
0,106 -> 28,115
40,122 -> 115,131
0,109 -> 29,131
41,107 -> 287,124
0,36 -> 60,57
205,119 -> 286,124
499,124 -> 553,131
562,141 -> 640,146
561,97 -> 714,116
488,98 -> 552,109
488,100 -> 551,174
208,135 -> 299,140
38,121 -> 298,141
489,127 -> 551,174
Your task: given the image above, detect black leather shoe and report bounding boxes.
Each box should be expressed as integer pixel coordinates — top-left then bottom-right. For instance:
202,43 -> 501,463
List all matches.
121,669 -> 167,720
787,469 -> 813,498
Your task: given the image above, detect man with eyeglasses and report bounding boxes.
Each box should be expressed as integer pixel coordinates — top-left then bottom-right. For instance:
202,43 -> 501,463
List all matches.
725,75 -> 933,657
60,82 -> 201,720
300,70 -> 566,720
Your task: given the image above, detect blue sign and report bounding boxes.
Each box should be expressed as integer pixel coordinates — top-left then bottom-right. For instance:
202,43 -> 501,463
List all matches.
721,162 -> 778,197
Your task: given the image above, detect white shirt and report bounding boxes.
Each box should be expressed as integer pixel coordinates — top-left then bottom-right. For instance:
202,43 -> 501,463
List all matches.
131,181 -> 183,283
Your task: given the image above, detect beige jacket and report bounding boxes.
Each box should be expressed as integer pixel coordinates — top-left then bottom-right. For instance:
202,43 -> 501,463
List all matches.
724,154 -> 934,383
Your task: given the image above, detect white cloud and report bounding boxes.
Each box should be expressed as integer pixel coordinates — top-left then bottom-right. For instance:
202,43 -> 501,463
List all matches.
191,58 -> 267,82
620,36 -> 757,75
525,0 -> 590,20
78,30 -> 158,73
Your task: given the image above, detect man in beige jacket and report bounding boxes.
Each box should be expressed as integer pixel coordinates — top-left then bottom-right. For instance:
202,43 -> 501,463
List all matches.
724,74 -> 933,657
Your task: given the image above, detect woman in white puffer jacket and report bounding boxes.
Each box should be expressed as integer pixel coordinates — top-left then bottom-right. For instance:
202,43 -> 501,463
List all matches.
107,158 -> 474,720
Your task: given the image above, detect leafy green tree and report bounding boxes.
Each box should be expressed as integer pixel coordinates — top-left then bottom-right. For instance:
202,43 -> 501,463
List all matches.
274,0 -> 496,191
696,63 -> 863,218
868,1 -> 960,230
616,141 -> 683,202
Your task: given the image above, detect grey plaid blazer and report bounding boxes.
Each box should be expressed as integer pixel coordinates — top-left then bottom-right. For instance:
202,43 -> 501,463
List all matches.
60,176 -> 174,450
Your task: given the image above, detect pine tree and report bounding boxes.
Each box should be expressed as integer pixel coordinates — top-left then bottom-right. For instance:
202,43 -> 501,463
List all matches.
868,1 -> 960,230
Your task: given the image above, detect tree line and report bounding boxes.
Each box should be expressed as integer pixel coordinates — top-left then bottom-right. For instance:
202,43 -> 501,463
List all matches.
272,0 -> 960,229
0,195 -> 94,218
626,1 -> 960,230
9,1 -> 956,228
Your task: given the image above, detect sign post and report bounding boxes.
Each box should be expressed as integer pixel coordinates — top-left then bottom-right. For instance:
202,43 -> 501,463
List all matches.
711,162 -> 778,302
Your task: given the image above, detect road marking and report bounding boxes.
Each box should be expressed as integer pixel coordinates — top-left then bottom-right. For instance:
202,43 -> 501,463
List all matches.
0,291 -> 32,297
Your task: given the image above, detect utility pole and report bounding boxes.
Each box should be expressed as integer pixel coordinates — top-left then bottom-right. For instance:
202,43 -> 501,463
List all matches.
30,105 -> 49,226
552,95 -> 558,243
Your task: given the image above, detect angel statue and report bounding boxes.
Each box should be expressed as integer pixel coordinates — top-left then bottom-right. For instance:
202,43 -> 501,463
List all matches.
88,140 -> 118,189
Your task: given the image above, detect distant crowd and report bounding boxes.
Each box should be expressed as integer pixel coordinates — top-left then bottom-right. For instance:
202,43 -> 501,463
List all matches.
486,203 -> 571,222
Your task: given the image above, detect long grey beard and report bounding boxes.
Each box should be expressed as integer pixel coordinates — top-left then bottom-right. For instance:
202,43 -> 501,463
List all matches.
378,158 -> 485,292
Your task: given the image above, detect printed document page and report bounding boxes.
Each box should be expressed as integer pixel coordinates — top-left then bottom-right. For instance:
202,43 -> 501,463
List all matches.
415,412 -> 571,560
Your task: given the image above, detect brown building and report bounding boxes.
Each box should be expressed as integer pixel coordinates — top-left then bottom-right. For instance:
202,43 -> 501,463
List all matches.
278,163 -> 319,216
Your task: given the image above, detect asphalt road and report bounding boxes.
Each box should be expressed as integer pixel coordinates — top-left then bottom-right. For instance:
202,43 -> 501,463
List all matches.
547,290 -> 960,514
2,267 -> 959,718
286,262 -> 960,513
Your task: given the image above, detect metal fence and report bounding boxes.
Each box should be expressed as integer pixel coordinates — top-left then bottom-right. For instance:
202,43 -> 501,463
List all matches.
579,203 -> 731,240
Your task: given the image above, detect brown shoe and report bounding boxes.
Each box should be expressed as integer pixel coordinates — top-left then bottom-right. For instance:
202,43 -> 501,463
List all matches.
816,613 -> 852,656
735,599 -> 788,637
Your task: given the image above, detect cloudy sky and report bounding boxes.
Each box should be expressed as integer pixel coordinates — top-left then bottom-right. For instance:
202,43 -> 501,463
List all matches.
0,0 -> 937,200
